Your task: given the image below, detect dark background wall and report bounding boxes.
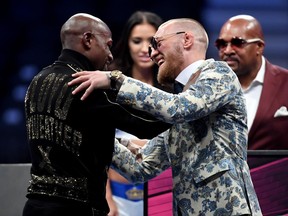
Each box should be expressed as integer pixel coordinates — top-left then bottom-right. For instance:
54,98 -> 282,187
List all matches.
0,0 -> 287,163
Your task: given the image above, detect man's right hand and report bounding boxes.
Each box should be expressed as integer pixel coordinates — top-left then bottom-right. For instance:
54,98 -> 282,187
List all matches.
68,71 -> 111,100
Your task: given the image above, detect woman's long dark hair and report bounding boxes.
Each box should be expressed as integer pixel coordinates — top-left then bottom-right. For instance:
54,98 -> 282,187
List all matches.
109,11 -> 163,77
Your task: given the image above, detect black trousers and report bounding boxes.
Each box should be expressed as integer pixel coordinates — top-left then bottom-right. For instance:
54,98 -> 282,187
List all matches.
22,198 -> 107,216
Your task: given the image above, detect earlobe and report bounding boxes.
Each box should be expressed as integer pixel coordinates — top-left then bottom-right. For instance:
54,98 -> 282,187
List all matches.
183,32 -> 193,49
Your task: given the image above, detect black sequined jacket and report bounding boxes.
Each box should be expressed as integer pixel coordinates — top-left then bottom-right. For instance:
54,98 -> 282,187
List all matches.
24,49 -> 170,213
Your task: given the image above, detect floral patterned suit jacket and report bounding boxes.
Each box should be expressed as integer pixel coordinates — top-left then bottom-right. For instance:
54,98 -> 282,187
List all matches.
112,59 -> 263,215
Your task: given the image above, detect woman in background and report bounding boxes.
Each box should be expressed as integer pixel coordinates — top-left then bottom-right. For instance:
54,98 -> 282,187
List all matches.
106,11 -> 172,216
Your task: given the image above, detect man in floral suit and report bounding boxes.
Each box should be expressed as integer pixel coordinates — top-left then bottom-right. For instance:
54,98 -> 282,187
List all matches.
69,18 -> 262,216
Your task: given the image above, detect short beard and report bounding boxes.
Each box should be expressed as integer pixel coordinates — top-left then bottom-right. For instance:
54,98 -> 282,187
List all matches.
157,46 -> 184,85
157,66 -> 175,85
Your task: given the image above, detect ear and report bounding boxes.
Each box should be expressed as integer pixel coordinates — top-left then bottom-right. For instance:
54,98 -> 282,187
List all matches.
183,32 -> 193,49
257,41 -> 265,54
82,32 -> 93,49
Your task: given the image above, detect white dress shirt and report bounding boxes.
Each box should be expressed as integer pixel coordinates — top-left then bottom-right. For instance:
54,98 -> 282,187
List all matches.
243,56 -> 266,132
175,60 -> 204,85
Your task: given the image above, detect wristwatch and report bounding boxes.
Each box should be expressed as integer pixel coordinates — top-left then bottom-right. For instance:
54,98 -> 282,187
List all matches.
109,70 -> 122,90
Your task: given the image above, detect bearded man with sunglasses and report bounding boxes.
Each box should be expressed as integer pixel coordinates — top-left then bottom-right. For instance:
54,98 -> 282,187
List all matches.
216,14 -> 288,150
68,18 -> 262,215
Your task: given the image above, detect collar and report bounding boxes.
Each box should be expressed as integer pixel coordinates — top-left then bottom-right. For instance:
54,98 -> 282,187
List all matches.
253,56 -> 266,85
57,49 -> 95,71
175,60 -> 205,85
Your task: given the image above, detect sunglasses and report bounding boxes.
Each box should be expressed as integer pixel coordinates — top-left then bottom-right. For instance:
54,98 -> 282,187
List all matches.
148,31 -> 185,57
215,37 -> 264,51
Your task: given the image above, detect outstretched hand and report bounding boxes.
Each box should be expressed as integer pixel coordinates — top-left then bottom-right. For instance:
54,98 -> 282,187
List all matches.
68,71 -> 110,100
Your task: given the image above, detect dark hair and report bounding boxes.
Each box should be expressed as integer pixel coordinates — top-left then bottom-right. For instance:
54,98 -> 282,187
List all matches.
109,11 -> 163,76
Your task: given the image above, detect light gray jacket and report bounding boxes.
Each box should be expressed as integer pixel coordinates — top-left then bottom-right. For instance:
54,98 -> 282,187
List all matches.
112,59 -> 262,216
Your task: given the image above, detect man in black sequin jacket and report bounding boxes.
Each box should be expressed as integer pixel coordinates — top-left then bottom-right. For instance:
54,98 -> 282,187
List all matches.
23,13 -> 170,216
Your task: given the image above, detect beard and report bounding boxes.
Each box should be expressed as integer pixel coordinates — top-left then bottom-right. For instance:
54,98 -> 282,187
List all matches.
157,46 -> 184,86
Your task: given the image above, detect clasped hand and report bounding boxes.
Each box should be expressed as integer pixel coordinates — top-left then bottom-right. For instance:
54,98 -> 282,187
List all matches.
120,138 -> 144,161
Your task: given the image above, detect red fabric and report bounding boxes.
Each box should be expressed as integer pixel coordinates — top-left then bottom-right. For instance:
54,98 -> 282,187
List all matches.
148,192 -> 173,216
147,168 -> 173,215
148,168 -> 172,196
250,158 -> 288,215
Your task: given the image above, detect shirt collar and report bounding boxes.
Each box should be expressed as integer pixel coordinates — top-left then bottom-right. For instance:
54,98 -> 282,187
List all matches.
254,56 -> 266,84
175,60 -> 205,85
